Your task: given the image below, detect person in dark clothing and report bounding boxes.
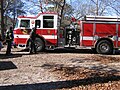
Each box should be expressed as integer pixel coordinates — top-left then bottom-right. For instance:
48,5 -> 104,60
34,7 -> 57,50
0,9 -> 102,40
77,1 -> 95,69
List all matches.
29,27 -> 37,54
6,26 -> 14,55
0,34 -> 3,51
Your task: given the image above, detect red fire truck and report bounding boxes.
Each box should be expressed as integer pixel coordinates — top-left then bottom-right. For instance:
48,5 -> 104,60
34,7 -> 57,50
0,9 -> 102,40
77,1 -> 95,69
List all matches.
14,12 -> 120,54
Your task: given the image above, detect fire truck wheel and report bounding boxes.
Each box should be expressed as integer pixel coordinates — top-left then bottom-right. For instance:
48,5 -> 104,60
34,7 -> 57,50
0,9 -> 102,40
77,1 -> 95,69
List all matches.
35,38 -> 45,52
96,40 -> 113,54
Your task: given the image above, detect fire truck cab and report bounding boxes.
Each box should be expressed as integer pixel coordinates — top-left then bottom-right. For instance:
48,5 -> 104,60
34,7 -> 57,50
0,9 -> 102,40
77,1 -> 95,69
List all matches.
14,12 -> 58,51
14,12 -> 120,54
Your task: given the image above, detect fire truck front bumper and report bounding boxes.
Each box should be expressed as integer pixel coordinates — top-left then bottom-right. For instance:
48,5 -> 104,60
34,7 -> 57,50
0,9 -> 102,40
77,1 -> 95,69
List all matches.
17,44 -> 26,49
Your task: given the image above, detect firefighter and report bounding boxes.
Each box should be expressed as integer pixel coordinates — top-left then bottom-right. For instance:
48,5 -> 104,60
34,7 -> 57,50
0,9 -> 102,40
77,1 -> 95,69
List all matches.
6,26 -> 14,55
29,27 -> 37,54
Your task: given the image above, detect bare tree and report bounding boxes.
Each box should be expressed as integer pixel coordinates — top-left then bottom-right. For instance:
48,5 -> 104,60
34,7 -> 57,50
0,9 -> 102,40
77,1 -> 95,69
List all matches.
24,0 -> 47,14
71,0 -> 120,20
0,0 -> 4,39
71,0 -> 93,19
3,0 -> 25,28
25,0 -> 71,27
48,0 -> 66,26
0,0 -> 15,39
90,0 -> 120,15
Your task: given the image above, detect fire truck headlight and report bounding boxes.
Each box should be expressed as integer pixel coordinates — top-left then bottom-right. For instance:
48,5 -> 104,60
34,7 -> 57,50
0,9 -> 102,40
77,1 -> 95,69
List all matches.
94,35 -> 99,40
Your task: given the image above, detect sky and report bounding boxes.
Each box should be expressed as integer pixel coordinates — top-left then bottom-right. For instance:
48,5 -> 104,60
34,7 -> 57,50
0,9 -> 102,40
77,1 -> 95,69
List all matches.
22,0 -> 120,17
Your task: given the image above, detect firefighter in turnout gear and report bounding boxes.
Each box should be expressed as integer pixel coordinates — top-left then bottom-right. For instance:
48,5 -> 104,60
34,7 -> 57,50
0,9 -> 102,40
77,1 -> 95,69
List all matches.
6,26 -> 14,55
29,27 -> 37,54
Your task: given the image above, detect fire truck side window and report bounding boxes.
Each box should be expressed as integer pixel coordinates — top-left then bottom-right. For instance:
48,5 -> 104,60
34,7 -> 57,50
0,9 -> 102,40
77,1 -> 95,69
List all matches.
43,16 -> 54,28
35,20 -> 41,28
20,20 -> 30,28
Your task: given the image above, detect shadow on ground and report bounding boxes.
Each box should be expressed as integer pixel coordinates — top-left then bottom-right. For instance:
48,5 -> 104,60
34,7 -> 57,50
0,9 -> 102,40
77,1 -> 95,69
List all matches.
0,61 -> 17,71
46,48 -> 94,54
0,75 -> 120,90
0,53 -> 30,59
17,48 -> 94,54
0,54 -> 23,59
7,48 -> 120,55
42,48 -> 120,55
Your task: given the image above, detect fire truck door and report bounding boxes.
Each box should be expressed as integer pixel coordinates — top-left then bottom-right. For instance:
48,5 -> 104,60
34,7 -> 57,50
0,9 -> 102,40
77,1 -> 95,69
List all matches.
42,15 -> 57,45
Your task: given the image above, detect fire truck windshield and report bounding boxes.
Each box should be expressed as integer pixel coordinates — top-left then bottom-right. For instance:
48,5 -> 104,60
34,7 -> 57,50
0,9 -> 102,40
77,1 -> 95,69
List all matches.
15,19 -> 19,28
20,20 -> 30,28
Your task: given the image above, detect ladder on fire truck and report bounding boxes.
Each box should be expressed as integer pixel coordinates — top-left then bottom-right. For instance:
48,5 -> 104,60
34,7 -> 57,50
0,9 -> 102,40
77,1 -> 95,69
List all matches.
84,15 -> 120,21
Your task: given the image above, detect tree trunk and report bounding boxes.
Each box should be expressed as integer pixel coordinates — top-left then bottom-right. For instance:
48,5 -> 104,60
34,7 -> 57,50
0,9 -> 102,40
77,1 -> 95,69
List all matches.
0,0 -> 4,40
60,0 -> 66,27
96,0 -> 98,15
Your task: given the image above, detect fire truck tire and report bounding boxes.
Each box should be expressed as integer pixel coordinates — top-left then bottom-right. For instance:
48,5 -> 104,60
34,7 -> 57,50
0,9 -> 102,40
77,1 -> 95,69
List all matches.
35,38 -> 45,52
96,40 -> 113,54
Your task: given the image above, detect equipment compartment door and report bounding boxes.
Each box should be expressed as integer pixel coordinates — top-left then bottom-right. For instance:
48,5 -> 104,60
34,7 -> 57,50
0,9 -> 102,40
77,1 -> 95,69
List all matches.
82,23 -> 94,46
